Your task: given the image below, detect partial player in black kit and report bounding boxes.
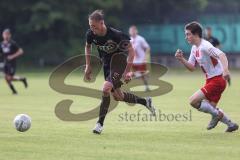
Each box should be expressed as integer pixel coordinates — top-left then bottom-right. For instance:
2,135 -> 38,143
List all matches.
204,27 -> 220,48
0,29 -> 28,94
84,10 -> 156,134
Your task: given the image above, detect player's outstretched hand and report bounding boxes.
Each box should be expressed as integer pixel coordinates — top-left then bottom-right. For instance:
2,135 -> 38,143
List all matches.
223,70 -> 231,86
123,72 -> 132,83
175,49 -> 184,61
84,65 -> 92,81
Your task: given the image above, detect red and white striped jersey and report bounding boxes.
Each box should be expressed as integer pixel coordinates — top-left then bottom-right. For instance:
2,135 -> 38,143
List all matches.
188,39 -> 224,79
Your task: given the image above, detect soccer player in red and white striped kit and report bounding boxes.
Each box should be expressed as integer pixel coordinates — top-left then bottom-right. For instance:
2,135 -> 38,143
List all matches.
175,21 -> 238,132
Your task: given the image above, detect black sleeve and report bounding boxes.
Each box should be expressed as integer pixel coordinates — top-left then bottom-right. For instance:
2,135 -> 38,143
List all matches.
86,29 -> 93,44
215,38 -> 220,46
11,41 -> 20,53
0,45 -> 2,53
118,32 -> 131,51
110,27 -> 130,42
120,32 -> 131,41
0,46 -> 3,62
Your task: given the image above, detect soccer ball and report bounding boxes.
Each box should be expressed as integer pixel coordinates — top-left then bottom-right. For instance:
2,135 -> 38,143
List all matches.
13,114 -> 31,132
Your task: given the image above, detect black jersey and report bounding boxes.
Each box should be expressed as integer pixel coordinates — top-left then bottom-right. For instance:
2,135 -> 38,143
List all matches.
0,40 -> 20,64
86,27 -> 130,66
206,36 -> 220,47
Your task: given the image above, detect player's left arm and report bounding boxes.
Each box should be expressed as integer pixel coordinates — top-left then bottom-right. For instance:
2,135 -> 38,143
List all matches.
123,43 -> 135,82
7,42 -> 23,60
141,38 -> 150,61
144,46 -> 151,62
218,52 -> 231,81
8,48 -> 23,60
208,47 -> 230,83
126,43 -> 135,72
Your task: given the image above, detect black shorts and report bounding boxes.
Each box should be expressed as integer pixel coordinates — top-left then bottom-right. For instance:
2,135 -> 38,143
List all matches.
103,53 -> 127,90
4,62 -> 16,76
104,67 -> 124,91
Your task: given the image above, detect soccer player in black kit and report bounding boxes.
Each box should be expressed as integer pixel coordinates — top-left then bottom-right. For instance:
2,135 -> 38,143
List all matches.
204,27 -> 220,48
0,29 -> 28,94
85,10 -> 156,134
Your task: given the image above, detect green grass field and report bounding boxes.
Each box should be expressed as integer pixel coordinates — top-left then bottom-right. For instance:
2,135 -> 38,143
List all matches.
0,69 -> 240,160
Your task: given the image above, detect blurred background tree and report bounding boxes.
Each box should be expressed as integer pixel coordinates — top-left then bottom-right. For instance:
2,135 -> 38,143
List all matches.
0,0 -> 239,66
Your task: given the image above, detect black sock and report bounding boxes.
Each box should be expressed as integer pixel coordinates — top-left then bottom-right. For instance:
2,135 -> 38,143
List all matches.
8,82 -> 17,94
123,92 -> 146,106
12,77 -> 28,88
21,78 -> 28,88
97,95 -> 110,126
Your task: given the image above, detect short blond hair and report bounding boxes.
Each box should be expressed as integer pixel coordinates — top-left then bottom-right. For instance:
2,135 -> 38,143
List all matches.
89,10 -> 104,21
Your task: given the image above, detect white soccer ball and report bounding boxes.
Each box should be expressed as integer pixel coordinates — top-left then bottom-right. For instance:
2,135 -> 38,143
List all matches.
13,114 -> 31,132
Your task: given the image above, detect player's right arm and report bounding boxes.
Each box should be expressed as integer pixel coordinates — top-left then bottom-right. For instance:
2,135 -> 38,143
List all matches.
84,42 -> 92,81
84,30 -> 94,81
175,49 -> 196,72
